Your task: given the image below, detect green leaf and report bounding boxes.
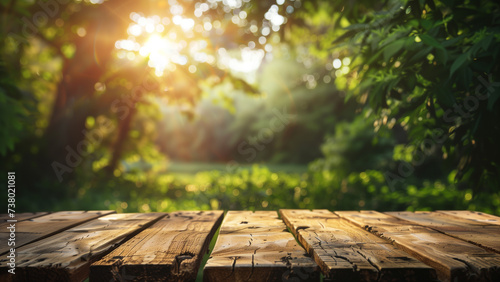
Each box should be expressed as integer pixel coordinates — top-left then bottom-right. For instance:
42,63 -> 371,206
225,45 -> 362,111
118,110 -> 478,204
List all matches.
364,48 -> 384,66
434,15 -> 454,28
378,25 -> 411,49
420,34 -> 448,63
470,34 -> 494,56
344,23 -> 369,30
386,77 -> 401,96
404,74 -> 417,91
420,19 -> 433,30
332,29 -> 358,45
407,45 -> 432,65
449,52 -> 469,78
368,82 -> 385,109
407,19 -> 419,28
420,34 -> 442,49
383,39 -> 406,61
441,34 -> 465,48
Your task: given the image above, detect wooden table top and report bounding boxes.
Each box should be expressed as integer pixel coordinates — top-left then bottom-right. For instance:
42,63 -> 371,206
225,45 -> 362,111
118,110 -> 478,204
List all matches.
1,210 -> 499,282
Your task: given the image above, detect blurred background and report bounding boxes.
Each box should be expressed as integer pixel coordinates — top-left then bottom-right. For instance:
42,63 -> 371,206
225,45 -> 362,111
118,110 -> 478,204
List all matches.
1,0 -> 499,214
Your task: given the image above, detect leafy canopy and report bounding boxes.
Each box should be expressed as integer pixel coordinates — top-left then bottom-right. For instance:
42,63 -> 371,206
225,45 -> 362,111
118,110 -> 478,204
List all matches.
319,0 -> 500,190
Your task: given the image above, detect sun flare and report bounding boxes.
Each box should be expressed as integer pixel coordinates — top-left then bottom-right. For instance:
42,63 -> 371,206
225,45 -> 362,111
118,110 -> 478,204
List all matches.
115,7 -> 271,79
140,34 -> 182,77
115,13 -> 189,77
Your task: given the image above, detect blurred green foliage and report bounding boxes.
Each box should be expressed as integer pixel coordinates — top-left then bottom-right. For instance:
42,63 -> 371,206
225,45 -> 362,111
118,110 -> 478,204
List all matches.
324,0 -> 500,190
157,52 -> 353,164
17,164 -> 500,215
0,63 -> 26,155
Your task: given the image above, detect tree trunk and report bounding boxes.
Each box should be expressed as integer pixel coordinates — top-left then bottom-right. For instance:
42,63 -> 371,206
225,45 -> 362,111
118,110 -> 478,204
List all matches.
106,107 -> 137,174
44,1 -> 125,169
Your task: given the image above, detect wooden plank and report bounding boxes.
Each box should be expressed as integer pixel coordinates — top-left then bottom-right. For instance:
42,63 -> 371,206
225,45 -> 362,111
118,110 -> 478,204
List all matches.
203,211 -> 319,282
438,210 -> 500,226
0,210 -> 115,255
90,211 -> 223,282
280,209 -> 436,281
387,211 -> 500,254
0,212 -> 165,282
0,212 -> 48,223
337,211 -> 500,282
0,212 -> 49,242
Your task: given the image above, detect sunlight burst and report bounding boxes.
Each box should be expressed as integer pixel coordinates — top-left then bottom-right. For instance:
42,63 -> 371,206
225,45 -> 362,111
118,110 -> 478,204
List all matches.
115,7 -> 272,78
116,14 -> 189,77
140,35 -> 181,76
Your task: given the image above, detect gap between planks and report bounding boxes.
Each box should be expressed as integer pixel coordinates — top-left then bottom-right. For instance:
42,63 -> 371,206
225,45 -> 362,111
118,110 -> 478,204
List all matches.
387,211 -> 500,254
0,212 -> 49,223
0,211 -> 115,256
204,211 -> 319,282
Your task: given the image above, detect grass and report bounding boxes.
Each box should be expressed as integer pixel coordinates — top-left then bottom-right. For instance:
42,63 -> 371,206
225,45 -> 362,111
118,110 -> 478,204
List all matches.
166,161 -> 308,174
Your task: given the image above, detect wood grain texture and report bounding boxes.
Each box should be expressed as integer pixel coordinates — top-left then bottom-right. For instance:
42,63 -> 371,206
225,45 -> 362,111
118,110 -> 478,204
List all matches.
0,210 -> 115,255
437,210 -> 500,226
387,211 -> 500,254
203,211 -> 319,282
0,213 -> 165,282
90,211 -> 223,282
336,211 -> 500,282
0,212 -> 48,223
280,209 -> 436,282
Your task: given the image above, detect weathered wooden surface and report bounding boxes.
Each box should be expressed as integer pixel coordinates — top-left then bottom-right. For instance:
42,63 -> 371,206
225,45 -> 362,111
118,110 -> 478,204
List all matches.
90,211 -> 224,282
0,212 -> 48,223
2,209 -> 500,281
0,213 -> 165,282
388,211 -> 500,254
0,212 -> 49,250
280,209 -> 436,281
438,210 -> 500,226
337,211 -> 500,282
204,211 -> 319,282
0,210 -> 114,255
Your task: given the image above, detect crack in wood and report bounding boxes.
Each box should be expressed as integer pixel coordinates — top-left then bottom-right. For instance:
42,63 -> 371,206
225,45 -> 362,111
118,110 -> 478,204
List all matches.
318,221 -> 325,229
296,226 -> 309,233
226,256 -> 240,279
247,248 -> 258,281
280,252 -> 293,269
110,259 -> 137,282
452,257 -> 478,275
356,249 -> 381,281
334,254 -> 357,271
